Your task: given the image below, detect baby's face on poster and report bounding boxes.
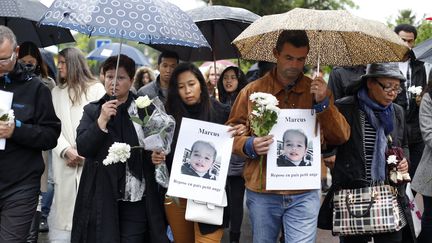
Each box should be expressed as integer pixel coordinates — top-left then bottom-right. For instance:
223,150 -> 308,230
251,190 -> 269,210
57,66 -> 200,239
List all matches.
283,133 -> 307,162
190,143 -> 215,173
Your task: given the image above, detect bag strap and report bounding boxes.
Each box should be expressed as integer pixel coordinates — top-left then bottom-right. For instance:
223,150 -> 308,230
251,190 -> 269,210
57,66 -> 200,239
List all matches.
345,189 -> 376,218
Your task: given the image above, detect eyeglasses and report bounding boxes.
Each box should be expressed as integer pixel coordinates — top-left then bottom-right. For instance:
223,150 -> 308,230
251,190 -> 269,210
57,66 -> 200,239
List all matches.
375,80 -> 403,94
0,52 -> 15,65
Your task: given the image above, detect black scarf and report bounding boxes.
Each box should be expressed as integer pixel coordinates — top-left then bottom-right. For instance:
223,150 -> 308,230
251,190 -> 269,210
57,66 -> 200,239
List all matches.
105,93 -> 145,192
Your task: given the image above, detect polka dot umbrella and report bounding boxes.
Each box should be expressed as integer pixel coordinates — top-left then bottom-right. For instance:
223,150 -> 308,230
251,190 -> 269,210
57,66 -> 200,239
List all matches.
39,0 -> 210,95
39,0 -> 210,48
233,8 -> 409,69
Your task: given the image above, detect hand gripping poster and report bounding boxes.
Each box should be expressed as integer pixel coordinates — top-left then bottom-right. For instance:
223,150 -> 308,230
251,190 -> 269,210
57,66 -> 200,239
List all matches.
167,118 -> 234,205
266,109 -> 321,190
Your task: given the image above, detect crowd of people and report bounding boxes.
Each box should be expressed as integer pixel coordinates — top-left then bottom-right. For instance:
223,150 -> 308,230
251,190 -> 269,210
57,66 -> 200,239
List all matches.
0,19 -> 432,243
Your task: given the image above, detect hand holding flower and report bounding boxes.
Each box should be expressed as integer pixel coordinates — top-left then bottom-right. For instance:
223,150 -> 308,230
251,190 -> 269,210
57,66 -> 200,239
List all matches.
0,120 -> 15,139
151,151 -> 166,165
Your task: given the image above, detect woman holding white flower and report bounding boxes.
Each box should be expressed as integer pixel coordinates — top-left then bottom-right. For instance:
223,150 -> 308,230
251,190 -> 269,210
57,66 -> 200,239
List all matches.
151,62 -> 244,243
322,62 -> 417,243
50,47 -> 105,242
71,55 -> 169,243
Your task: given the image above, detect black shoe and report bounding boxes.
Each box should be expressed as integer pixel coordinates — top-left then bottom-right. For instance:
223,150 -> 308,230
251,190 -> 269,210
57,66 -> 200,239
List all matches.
39,216 -> 49,232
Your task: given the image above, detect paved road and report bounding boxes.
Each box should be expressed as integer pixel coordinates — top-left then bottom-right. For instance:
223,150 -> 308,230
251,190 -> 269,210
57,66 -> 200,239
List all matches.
38,193 -> 423,243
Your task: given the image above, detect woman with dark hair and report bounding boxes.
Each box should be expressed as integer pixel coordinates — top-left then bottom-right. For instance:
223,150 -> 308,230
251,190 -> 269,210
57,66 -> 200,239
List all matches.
216,66 -> 247,243
151,62 -> 245,243
18,41 -> 55,89
17,41 -> 58,243
49,47 -> 106,242
412,80 -> 432,243
71,54 -> 169,243
132,66 -> 156,93
217,66 -> 248,106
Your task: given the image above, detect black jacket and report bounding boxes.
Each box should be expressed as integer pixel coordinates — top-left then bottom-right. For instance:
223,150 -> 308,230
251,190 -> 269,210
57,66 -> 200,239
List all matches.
0,62 -> 60,198
71,93 -> 169,243
394,59 -> 427,144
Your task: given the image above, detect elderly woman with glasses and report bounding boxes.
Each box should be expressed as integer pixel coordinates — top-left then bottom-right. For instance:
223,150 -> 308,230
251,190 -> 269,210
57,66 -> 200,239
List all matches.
320,62 -> 417,243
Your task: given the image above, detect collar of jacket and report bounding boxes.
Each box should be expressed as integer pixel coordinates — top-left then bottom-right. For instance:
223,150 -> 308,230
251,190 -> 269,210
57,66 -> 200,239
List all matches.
267,67 -> 308,96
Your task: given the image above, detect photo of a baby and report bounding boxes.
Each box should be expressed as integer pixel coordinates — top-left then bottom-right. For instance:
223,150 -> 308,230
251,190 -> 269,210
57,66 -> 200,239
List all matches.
277,129 -> 312,167
181,140 -> 219,180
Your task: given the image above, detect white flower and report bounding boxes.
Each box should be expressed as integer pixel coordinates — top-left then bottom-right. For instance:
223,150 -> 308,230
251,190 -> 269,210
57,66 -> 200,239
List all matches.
266,104 -> 281,114
387,155 -> 398,165
251,110 -> 261,117
7,110 -> 14,125
408,86 -> 422,96
103,142 -> 131,165
136,96 -> 153,109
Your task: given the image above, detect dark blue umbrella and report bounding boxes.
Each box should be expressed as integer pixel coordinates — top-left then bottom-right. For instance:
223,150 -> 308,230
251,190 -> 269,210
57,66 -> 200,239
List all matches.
38,0 -> 209,48
86,43 -> 151,66
0,0 -> 74,47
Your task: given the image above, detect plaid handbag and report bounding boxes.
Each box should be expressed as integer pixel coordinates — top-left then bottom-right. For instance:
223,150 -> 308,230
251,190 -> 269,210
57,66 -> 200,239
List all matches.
332,184 -> 402,236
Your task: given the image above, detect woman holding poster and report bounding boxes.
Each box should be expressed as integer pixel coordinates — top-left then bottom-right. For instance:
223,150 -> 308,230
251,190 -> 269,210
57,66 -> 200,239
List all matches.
152,63 -> 244,243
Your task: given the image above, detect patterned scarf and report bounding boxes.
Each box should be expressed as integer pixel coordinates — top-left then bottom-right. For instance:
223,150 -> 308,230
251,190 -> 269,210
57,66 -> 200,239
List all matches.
357,88 -> 394,181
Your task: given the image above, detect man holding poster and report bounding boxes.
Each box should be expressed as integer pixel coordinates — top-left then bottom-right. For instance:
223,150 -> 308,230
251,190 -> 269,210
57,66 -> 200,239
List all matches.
227,30 -> 350,243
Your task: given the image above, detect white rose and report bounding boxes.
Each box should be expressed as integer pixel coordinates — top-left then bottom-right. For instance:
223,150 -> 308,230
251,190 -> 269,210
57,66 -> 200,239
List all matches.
136,96 -> 152,109
386,155 -> 398,165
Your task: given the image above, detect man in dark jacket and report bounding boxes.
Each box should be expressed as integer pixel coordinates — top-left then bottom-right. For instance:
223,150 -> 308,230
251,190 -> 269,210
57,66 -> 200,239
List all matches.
394,24 -> 427,178
0,26 -> 61,242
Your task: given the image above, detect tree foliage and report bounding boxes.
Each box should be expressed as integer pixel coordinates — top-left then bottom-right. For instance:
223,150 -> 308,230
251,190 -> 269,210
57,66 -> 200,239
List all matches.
395,9 -> 416,26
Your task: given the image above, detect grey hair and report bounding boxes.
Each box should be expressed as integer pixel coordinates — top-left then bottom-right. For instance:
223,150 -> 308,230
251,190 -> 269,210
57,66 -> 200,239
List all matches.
0,26 -> 17,50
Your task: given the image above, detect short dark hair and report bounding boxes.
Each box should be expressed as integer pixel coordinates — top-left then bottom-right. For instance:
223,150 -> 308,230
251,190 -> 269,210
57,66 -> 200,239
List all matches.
283,129 -> 308,147
394,24 -> 417,39
103,54 -> 136,79
158,51 -> 179,65
275,30 -> 309,53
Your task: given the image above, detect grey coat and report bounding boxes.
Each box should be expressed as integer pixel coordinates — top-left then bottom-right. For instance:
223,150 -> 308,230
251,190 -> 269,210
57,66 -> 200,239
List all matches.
412,93 -> 432,196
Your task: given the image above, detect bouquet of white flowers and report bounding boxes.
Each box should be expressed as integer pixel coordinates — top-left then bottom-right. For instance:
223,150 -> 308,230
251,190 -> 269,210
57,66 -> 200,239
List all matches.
249,92 -> 280,191
130,96 -> 175,188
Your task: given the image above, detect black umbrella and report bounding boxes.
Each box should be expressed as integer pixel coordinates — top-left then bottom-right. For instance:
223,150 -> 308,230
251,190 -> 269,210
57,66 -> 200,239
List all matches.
0,0 -> 74,47
150,5 -> 260,61
413,38 -> 432,64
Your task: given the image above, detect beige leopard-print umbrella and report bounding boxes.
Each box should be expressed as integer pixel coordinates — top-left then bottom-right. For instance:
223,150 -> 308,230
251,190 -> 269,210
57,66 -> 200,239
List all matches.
233,8 -> 409,66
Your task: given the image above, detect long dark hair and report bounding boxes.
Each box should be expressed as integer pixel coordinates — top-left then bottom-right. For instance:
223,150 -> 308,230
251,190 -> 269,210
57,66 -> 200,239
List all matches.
217,66 -> 247,104
166,62 -> 211,125
18,41 -> 49,78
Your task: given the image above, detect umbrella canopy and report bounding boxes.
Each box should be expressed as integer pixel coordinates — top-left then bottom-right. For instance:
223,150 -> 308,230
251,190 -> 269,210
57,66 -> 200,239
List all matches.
39,0 -> 209,48
233,8 -> 409,66
86,43 -> 151,66
413,38 -> 432,64
0,0 -> 74,47
150,5 -> 259,61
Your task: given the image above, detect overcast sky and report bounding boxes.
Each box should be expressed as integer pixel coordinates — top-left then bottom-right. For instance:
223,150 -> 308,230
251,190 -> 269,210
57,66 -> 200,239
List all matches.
40,0 -> 431,24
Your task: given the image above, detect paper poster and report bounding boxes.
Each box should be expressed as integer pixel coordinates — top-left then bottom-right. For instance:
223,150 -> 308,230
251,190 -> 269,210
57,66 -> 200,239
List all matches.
167,118 -> 234,205
266,109 -> 321,190
0,90 -> 13,150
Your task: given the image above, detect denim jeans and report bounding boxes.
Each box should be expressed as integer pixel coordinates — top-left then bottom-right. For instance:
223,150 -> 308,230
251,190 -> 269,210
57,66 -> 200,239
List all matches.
246,189 -> 320,243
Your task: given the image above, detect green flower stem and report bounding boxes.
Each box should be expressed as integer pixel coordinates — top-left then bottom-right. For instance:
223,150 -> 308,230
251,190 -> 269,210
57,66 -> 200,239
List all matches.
144,108 -> 149,117
259,155 -> 263,192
